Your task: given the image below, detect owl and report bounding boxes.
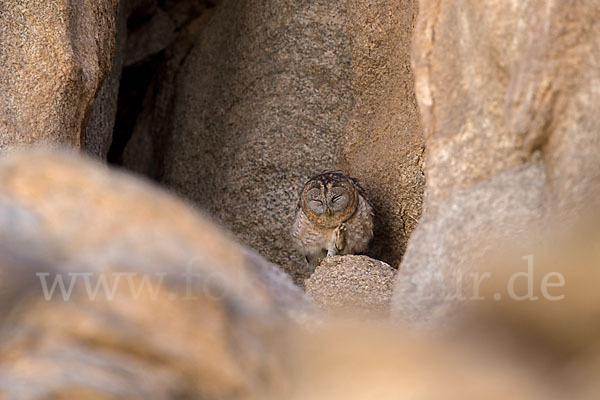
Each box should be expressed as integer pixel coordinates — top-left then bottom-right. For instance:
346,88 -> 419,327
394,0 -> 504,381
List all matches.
291,171 -> 374,268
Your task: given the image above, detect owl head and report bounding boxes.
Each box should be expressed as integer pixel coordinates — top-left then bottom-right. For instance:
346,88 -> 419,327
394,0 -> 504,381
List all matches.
300,171 -> 360,228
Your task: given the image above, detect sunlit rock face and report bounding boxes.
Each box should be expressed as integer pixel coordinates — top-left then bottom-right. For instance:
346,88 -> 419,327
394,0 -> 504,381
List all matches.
393,0 -> 600,326
0,0 -> 119,150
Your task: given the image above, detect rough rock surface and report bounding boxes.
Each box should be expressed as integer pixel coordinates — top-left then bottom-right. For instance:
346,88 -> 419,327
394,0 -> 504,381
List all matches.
0,148 -> 312,399
120,0 -> 219,173
0,0 -> 119,149
393,0 -> 600,325
123,0 -> 354,285
121,0 -> 424,284
84,0 -> 128,158
306,255 -> 396,317
341,0 -> 425,266
85,0 -> 199,159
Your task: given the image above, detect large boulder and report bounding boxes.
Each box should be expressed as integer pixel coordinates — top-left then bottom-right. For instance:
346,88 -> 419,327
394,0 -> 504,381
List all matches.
393,0 -> 600,325
121,0 -> 424,284
0,148 -> 312,399
0,0 -> 119,149
123,0 -> 354,284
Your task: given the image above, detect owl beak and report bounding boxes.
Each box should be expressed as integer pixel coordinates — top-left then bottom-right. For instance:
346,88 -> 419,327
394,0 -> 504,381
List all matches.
326,207 -> 332,216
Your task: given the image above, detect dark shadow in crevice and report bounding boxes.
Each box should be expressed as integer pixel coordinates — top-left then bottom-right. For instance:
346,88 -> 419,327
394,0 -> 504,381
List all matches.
107,51 -> 165,166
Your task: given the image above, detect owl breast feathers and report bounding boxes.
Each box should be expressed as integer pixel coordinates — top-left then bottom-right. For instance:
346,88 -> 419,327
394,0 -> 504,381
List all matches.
291,171 -> 374,267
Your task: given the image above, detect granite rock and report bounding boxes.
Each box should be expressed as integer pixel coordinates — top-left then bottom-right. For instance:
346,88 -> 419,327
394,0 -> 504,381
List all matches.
393,0 -> 600,326
0,0 -> 119,149
306,255 -> 396,317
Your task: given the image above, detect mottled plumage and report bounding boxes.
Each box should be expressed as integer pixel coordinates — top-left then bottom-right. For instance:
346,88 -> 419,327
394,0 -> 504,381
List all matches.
291,171 -> 374,268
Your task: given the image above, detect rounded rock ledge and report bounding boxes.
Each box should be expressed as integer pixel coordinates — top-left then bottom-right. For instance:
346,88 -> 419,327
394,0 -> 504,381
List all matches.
305,255 -> 396,318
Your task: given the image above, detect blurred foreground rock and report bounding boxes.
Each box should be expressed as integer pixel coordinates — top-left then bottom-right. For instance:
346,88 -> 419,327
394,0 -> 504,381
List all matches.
0,148 -> 599,399
292,236 -> 600,400
306,255 -> 396,317
0,148 -> 312,399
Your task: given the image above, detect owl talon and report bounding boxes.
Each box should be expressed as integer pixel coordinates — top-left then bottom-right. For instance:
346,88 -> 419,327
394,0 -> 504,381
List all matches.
334,223 -> 347,253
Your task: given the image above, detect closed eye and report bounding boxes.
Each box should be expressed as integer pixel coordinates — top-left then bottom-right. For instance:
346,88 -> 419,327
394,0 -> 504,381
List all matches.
310,199 -> 323,205
331,195 -> 342,202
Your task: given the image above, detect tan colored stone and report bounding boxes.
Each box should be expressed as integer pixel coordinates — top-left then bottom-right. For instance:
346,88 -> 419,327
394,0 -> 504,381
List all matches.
0,148 -> 311,399
84,0 -> 128,158
122,0 -> 424,284
412,0 -> 600,212
306,255 -> 396,318
123,0 -> 354,285
394,0 -> 600,325
342,0 -> 425,267
393,164 -> 546,326
0,0 -> 119,149
287,322 -> 559,400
